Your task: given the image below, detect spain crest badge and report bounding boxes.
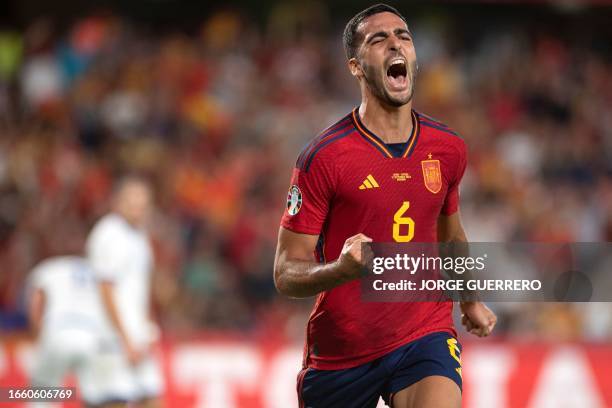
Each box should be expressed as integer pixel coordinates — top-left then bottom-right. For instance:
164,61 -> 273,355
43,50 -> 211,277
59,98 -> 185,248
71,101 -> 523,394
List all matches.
421,157 -> 442,194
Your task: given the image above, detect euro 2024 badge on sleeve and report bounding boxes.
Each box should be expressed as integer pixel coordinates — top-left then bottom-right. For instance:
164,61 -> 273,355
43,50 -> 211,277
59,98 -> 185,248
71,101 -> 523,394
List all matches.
287,185 -> 302,216
421,154 -> 442,194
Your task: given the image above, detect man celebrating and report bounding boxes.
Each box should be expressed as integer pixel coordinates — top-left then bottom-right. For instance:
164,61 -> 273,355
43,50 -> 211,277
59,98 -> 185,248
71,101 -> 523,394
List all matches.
274,4 -> 496,408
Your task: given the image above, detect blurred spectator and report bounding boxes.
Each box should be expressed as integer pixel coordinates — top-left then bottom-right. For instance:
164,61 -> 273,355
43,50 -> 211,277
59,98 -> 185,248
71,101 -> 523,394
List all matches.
0,5 -> 611,341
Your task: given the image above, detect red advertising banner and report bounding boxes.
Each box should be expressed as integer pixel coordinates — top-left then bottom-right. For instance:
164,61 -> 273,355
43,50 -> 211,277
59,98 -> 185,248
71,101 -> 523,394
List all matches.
1,337 -> 611,407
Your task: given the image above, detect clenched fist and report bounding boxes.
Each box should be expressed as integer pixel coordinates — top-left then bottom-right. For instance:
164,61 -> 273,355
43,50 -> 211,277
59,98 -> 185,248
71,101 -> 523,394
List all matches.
338,233 -> 373,279
460,301 -> 497,337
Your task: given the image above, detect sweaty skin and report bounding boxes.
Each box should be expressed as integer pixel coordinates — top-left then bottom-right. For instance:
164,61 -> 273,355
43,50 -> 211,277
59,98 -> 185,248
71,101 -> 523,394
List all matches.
274,10 -> 497,408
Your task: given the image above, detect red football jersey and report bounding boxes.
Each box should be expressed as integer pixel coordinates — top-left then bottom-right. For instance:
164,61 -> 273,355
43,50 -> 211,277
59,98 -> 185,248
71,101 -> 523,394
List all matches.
281,108 -> 467,370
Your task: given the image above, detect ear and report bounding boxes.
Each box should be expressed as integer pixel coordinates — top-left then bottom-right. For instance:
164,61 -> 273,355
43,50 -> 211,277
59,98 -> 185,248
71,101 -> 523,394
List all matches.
348,58 -> 363,79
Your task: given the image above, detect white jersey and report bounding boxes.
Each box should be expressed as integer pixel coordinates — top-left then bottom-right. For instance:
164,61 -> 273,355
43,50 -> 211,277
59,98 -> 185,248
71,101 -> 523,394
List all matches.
86,213 -> 154,347
28,256 -> 106,337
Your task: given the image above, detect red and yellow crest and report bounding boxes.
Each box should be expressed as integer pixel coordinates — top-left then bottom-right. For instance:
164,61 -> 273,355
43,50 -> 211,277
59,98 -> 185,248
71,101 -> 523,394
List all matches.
421,159 -> 442,194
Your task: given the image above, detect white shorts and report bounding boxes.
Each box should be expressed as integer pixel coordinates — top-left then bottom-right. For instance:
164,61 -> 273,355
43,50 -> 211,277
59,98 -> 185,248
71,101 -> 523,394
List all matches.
91,342 -> 165,403
31,328 -> 111,405
32,330 -> 164,405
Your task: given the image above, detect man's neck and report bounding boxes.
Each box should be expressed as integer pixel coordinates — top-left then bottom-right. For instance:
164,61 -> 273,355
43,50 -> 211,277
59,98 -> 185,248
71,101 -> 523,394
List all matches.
112,210 -> 140,230
358,96 -> 413,144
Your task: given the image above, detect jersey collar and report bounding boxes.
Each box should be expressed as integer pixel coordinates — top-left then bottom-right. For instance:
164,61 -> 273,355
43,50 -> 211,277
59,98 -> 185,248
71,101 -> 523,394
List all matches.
351,108 -> 420,159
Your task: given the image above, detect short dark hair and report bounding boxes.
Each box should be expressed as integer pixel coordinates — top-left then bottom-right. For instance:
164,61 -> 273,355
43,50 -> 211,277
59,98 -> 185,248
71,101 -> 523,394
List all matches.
343,4 -> 407,60
111,173 -> 151,196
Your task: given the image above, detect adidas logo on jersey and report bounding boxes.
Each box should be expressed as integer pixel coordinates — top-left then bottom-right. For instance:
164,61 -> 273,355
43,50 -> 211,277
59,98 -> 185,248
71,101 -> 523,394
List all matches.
359,174 -> 380,190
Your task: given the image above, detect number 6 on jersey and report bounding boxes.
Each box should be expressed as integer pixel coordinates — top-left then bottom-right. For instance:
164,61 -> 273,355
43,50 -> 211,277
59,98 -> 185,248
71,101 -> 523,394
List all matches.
393,201 -> 415,242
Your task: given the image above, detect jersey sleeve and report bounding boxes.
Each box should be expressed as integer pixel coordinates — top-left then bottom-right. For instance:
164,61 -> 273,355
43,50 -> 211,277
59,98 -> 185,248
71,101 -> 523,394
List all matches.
25,261 -> 57,304
280,155 -> 335,235
86,223 -> 126,283
28,266 -> 46,290
441,141 -> 467,216
25,265 -> 49,303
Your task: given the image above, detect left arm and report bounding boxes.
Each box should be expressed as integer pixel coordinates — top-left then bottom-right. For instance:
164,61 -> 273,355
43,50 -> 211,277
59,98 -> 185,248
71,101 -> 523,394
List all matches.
437,212 -> 467,243
437,212 -> 497,337
28,288 -> 45,338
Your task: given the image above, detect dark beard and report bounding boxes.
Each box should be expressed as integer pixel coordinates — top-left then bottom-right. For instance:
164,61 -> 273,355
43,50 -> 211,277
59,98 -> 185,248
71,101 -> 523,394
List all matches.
360,59 -> 417,107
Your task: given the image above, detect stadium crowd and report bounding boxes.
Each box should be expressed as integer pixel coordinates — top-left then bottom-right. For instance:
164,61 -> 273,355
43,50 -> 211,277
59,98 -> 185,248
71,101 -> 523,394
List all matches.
0,4 -> 611,342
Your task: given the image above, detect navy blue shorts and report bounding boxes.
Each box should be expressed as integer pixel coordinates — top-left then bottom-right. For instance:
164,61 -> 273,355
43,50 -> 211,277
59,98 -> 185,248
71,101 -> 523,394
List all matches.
297,331 -> 462,408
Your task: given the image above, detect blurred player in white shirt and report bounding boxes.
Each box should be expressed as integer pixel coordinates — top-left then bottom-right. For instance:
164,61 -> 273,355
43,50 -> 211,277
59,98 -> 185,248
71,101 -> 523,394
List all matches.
86,176 -> 164,407
28,256 -> 121,407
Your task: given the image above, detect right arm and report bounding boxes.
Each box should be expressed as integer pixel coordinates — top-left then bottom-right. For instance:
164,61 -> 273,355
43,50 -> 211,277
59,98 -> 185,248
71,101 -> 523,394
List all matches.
98,281 -> 141,362
276,139 -> 372,297
274,227 -> 371,298
88,224 -> 142,364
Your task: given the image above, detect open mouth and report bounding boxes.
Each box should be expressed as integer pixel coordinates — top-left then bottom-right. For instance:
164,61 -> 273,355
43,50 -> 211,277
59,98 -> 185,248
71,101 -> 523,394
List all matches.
386,59 -> 408,91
